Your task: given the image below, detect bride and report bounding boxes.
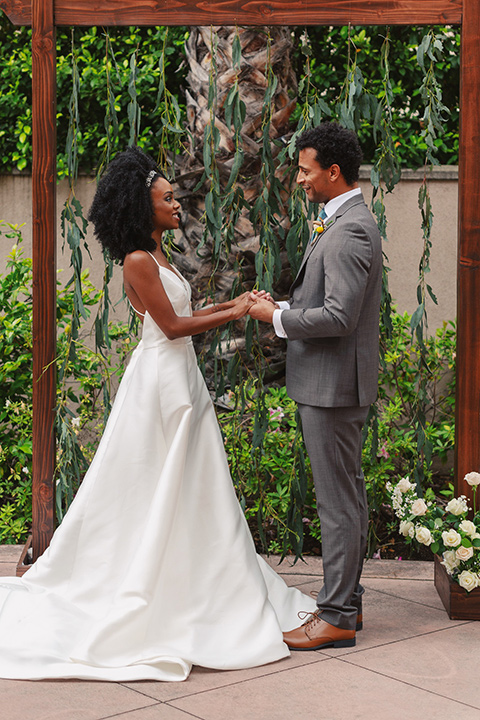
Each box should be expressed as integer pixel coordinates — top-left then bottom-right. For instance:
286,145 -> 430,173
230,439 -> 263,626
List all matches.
0,147 -> 315,682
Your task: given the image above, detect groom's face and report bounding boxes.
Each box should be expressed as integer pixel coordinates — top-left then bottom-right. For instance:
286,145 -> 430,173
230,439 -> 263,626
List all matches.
297,147 -> 334,205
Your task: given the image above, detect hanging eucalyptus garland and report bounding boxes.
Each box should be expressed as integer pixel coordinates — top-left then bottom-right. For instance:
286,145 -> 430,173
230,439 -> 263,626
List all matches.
409,29 -> 450,491
54,24 -> 453,558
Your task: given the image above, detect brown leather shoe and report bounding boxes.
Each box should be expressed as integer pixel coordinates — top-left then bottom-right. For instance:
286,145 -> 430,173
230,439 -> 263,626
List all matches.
283,611 -> 356,651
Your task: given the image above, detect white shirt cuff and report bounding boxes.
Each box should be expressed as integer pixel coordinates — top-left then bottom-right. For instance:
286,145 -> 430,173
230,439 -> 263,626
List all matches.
273,307 -> 288,338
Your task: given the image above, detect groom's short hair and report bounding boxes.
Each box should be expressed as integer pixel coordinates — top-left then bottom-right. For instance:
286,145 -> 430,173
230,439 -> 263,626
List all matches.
297,122 -> 363,186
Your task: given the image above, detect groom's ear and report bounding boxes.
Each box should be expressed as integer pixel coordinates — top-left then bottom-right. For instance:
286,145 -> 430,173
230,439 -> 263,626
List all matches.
329,164 -> 342,183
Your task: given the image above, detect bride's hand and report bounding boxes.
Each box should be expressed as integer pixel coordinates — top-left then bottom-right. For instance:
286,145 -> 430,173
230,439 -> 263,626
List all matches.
231,291 -> 253,306
230,293 -> 256,319
214,292 -> 252,312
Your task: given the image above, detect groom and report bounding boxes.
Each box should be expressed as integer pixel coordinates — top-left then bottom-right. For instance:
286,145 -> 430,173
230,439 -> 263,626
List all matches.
249,122 -> 382,649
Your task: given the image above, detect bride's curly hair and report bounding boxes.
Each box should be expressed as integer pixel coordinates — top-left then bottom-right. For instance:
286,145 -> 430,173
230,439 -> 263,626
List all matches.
88,146 -> 166,264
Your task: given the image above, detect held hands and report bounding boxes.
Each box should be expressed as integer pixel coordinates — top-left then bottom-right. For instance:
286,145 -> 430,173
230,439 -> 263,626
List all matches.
250,289 -> 277,306
247,298 -> 276,323
212,289 -> 277,322
213,291 -> 255,319
230,291 -> 256,319
240,289 -> 278,323
247,289 -> 277,323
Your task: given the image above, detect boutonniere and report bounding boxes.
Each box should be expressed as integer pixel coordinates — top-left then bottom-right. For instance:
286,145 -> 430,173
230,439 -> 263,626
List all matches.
309,220 -> 324,245
309,217 -> 334,245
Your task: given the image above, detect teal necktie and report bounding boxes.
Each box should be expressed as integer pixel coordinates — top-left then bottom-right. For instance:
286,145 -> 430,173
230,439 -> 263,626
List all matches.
309,207 -> 327,245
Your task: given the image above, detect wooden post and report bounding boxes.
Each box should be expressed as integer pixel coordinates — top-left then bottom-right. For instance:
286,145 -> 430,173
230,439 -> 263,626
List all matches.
456,2 -> 480,501
31,0 -> 56,560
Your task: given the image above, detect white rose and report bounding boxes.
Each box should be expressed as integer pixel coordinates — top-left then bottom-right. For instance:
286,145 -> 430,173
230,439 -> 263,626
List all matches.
399,520 -> 414,537
442,529 -> 462,547
411,498 -> 428,516
459,520 -> 477,537
441,550 -> 460,574
465,472 -> 480,487
415,526 -> 433,546
446,497 -> 468,516
458,570 -> 479,592
397,477 -> 412,493
456,545 -> 474,562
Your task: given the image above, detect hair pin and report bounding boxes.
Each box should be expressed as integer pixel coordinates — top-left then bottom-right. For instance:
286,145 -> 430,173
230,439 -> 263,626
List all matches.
145,170 -> 158,188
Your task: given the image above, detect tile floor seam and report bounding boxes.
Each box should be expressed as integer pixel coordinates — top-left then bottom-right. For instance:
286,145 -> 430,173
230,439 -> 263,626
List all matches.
334,655 -> 480,712
279,574 -> 437,587
151,656 -> 334,704
313,620 -> 476,659
117,682 -> 175,702
88,701 -> 163,720
97,701 -> 203,720
277,568 -> 434,580
163,700 -> 212,719
361,576 -> 434,582
361,583 -> 468,614
288,580 -> 319,589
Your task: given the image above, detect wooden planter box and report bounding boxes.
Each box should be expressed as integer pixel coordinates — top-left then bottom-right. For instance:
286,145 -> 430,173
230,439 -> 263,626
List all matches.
434,554 -> 480,620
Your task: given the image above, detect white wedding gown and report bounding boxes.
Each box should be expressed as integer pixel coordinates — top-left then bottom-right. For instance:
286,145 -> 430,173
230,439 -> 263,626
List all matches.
0,257 -> 316,682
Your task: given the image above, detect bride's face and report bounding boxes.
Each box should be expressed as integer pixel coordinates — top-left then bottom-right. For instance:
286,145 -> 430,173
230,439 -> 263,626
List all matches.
151,177 -> 181,232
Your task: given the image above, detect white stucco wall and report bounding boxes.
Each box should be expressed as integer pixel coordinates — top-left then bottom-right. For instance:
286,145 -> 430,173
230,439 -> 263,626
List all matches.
0,166 -> 458,331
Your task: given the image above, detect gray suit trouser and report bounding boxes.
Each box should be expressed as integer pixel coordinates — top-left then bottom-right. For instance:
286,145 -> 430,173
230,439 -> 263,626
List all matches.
298,403 -> 369,631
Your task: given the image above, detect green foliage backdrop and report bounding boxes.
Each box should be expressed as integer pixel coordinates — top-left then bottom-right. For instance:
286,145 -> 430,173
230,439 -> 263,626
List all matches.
0,20 -> 459,173
0,21 -> 458,557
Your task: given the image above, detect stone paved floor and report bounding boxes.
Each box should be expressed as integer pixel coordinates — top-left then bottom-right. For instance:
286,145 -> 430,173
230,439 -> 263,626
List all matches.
1,545 -> 479,720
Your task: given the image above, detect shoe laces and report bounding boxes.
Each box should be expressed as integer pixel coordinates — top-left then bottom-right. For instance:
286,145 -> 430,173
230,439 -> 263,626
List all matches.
297,608 -> 322,629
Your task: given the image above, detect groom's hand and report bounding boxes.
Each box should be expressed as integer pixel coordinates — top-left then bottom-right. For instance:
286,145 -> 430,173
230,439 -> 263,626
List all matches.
248,298 -> 275,323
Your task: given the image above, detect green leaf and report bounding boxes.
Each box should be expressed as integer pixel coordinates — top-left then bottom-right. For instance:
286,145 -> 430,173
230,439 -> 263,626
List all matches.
232,32 -> 242,69
410,303 -> 425,332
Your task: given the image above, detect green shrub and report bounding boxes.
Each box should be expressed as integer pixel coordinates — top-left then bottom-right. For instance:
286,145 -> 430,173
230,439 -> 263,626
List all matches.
0,223 -> 136,542
0,227 -> 33,542
218,384 -> 319,554
0,19 -> 460,172
362,312 -> 456,553
0,20 -> 188,175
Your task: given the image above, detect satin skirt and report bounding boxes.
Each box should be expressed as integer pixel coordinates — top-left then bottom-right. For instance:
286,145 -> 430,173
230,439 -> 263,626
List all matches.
0,327 -> 315,681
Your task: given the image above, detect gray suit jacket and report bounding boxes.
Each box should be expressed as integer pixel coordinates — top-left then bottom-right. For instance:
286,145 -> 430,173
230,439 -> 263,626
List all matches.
281,192 -> 382,408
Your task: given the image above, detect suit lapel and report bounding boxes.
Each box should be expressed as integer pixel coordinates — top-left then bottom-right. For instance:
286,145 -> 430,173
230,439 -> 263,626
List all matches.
290,193 -> 366,293
301,214 -> 336,265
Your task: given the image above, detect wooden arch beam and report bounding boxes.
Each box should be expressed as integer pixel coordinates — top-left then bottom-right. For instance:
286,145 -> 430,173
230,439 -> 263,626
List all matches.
0,0 -> 479,563
0,0 -> 464,27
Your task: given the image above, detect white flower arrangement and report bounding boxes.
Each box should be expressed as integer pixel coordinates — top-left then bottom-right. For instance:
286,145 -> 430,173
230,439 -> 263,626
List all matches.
387,472 -> 480,592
